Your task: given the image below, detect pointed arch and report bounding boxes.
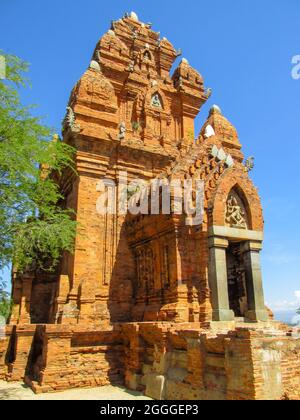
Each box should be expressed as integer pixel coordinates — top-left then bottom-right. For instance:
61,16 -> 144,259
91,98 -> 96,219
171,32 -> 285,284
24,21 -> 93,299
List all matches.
209,168 -> 264,231
151,92 -> 163,109
144,87 -> 170,114
143,50 -> 153,62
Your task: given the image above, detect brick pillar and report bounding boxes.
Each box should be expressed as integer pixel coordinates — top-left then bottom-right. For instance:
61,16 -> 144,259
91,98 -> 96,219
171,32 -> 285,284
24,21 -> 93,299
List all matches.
0,339 -> 7,379
123,324 -> 143,391
224,329 -> 256,400
186,331 -> 205,388
10,272 -> 22,324
78,278 -> 96,324
241,241 -> 268,322
37,326 -> 72,390
9,325 -> 36,381
0,326 -> 13,380
208,236 -> 234,321
53,275 -> 70,322
18,275 -> 34,324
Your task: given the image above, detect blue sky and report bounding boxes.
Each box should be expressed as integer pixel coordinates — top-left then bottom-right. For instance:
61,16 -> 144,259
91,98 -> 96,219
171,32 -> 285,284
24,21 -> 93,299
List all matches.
1,0 -> 300,316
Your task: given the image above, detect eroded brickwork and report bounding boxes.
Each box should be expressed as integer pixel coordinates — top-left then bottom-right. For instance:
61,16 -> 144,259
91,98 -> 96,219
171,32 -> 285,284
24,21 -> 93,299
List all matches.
123,324 -> 300,400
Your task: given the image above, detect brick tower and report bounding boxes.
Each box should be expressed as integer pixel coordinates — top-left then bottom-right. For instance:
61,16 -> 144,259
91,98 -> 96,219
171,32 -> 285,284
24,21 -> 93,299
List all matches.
1,12 -> 299,400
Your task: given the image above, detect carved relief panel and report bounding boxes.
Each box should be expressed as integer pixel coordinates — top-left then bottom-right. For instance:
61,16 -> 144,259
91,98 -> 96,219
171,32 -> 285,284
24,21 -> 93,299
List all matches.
225,190 -> 249,230
134,239 -> 174,300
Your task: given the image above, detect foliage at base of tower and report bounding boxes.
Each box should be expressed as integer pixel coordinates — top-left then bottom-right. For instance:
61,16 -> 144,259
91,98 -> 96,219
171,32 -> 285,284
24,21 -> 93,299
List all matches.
0,53 -> 77,290
0,291 -> 11,320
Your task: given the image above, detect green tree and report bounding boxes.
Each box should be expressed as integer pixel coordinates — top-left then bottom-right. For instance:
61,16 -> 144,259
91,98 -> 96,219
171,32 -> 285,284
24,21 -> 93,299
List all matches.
0,291 -> 11,321
0,53 -> 77,312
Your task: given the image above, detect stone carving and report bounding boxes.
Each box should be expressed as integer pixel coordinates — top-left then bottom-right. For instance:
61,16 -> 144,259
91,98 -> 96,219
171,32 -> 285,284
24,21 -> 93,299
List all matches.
177,76 -> 184,89
245,156 -> 255,172
130,11 -> 139,21
64,106 -> 81,133
118,122 -> 126,140
127,61 -> 135,72
89,60 -> 101,72
211,145 -> 219,158
210,146 -> 234,168
226,195 -> 247,229
204,88 -> 212,99
210,104 -> 222,115
151,93 -> 162,108
225,154 -> 234,168
204,124 -> 215,139
217,148 -> 226,162
204,87 -> 212,99
143,50 -> 152,61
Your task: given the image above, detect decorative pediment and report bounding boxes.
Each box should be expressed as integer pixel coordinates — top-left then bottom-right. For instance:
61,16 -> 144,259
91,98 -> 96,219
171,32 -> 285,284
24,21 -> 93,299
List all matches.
99,31 -> 129,58
144,86 -> 170,114
78,70 -> 117,111
198,106 -> 244,163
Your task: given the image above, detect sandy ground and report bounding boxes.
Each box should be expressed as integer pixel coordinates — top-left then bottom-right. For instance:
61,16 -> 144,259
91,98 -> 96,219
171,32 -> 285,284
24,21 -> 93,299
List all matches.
0,381 -> 151,400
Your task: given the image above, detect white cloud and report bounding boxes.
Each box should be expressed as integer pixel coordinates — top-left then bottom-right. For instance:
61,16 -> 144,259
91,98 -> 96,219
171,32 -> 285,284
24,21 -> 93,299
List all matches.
291,315 -> 300,326
269,291 -> 300,312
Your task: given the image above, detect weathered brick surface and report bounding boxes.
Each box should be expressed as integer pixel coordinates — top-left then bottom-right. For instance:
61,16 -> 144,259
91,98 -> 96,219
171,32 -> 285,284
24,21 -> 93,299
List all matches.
0,333 -> 10,379
123,324 -> 300,400
1,322 -> 300,399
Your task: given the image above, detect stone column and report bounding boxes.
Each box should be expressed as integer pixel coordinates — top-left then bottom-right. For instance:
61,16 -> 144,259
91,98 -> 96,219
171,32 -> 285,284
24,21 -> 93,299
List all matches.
208,236 -> 235,321
241,241 -> 268,322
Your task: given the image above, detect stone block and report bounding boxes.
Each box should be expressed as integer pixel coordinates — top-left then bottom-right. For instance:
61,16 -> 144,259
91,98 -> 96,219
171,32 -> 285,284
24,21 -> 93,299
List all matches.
145,374 -> 166,400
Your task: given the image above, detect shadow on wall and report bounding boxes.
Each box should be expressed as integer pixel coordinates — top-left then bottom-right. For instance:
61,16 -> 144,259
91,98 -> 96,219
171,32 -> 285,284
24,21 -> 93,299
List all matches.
107,211 -> 211,325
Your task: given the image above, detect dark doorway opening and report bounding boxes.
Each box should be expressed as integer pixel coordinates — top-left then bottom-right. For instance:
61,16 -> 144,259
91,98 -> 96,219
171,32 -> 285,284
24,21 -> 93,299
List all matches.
226,242 -> 248,317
